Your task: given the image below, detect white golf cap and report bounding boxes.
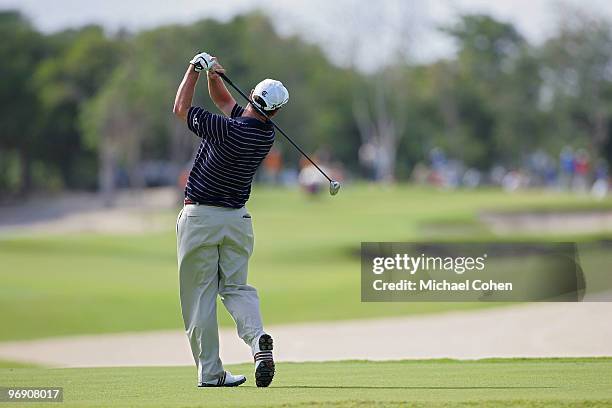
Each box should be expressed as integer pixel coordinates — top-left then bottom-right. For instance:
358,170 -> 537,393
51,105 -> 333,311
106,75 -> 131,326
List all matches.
252,79 -> 289,111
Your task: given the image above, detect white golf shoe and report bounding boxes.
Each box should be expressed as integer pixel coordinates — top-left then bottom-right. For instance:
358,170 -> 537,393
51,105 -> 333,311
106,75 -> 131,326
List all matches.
198,371 -> 246,387
252,333 -> 275,387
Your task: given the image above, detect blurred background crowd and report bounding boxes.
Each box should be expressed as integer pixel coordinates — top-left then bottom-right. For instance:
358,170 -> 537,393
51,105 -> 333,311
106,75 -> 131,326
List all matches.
2,1 -> 612,203
411,145 -> 608,197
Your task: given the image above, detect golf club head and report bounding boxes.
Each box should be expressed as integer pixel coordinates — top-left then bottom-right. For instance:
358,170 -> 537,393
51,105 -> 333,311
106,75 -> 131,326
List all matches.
329,180 -> 341,196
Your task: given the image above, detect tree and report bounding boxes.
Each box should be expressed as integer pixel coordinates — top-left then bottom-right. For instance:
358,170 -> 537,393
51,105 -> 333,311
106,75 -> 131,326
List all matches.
539,10 -> 612,160
339,2 -> 424,181
439,14 -> 538,169
0,11 -> 46,196
34,25 -> 125,190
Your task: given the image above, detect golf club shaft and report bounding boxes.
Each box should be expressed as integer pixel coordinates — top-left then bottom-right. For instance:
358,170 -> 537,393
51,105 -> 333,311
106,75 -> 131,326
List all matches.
218,72 -> 333,183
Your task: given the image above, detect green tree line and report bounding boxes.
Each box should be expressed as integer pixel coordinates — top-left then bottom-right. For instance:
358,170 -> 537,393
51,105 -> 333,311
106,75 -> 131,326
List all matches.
1,9 -> 611,198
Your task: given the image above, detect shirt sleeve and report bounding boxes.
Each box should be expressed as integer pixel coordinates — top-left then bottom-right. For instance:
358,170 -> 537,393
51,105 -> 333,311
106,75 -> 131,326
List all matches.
230,103 -> 245,119
187,106 -> 230,142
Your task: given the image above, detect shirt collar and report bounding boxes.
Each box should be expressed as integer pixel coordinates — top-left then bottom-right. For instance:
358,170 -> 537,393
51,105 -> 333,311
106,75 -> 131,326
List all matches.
236,116 -> 273,129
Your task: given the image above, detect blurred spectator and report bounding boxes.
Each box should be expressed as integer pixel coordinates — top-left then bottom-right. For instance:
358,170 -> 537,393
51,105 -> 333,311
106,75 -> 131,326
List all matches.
559,146 -> 575,191
502,170 -> 527,192
490,165 -> 507,185
358,142 -> 377,181
411,162 -> 430,185
527,150 -> 556,187
261,147 -> 282,184
572,149 -> 590,193
279,168 -> 299,186
462,168 -> 481,188
591,160 -> 609,199
429,148 -> 447,173
298,164 -> 328,195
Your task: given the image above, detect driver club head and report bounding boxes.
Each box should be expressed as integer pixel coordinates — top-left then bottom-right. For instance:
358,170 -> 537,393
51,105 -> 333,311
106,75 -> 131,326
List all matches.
329,180 -> 341,196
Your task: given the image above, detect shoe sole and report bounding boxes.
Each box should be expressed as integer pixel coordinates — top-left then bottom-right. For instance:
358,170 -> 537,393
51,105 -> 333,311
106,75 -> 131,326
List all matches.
198,376 -> 247,388
255,334 -> 275,387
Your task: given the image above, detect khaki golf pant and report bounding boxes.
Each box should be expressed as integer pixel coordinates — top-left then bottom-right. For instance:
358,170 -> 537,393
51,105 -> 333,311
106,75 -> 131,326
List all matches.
176,203 -> 264,383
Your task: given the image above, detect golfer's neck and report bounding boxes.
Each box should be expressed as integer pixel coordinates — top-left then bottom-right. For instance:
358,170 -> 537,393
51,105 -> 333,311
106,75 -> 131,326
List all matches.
244,104 -> 269,123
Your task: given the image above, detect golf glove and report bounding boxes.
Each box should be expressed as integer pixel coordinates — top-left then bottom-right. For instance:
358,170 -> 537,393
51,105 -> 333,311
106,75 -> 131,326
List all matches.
190,52 -> 216,72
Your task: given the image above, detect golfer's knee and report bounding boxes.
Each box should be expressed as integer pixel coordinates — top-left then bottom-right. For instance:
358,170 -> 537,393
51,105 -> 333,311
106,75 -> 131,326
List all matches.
219,283 -> 257,297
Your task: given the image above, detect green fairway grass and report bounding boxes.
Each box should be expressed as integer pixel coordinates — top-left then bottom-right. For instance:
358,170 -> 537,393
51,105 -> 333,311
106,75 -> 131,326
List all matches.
1,358 -> 611,407
1,185 -> 611,341
0,360 -> 36,369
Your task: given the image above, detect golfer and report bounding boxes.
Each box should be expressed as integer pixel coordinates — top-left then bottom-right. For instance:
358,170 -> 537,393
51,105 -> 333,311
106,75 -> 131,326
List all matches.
173,51 -> 288,388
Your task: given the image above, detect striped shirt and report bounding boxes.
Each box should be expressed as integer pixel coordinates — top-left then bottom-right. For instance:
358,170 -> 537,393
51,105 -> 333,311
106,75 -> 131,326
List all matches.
185,104 -> 275,208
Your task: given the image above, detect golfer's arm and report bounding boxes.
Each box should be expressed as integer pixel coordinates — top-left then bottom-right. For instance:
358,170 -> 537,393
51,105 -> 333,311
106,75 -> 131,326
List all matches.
173,65 -> 199,122
208,74 -> 236,117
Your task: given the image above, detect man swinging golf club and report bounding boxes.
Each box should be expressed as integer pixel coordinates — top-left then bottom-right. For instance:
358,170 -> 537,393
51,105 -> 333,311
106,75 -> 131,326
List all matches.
173,51 -> 287,388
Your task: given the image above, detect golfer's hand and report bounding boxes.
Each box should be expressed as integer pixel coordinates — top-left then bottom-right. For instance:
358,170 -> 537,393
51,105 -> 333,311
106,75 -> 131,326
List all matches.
190,51 -> 216,72
207,60 -> 225,79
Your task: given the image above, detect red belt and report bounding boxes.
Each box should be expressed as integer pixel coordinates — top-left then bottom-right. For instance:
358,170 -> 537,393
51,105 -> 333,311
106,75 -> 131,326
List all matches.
184,198 -> 198,205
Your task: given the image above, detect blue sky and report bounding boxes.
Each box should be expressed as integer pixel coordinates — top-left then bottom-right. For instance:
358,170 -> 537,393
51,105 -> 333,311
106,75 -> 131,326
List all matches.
2,0 -> 611,69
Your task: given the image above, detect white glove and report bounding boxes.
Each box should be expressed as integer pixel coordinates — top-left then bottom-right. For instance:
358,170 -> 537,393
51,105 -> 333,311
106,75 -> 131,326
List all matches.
190,52 -> 216,72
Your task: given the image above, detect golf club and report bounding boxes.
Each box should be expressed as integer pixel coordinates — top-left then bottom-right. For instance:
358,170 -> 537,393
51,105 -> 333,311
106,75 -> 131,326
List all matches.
218,72 -> 341,196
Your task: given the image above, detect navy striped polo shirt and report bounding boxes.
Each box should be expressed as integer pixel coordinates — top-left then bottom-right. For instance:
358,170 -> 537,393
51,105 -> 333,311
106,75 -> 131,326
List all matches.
185,104 -> 275,208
